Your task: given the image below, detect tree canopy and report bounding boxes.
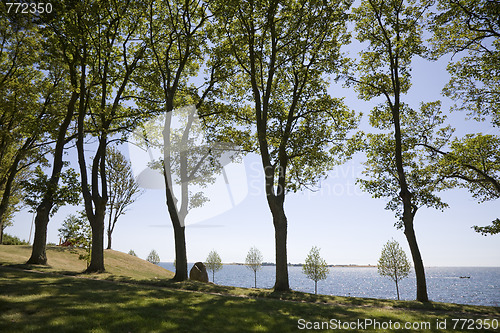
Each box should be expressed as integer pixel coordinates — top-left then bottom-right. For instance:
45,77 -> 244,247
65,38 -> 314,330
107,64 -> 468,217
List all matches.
209,0 -> 360,292
429,0 -> 500,235
351,0 -> 441,302
0,0 -> 497,303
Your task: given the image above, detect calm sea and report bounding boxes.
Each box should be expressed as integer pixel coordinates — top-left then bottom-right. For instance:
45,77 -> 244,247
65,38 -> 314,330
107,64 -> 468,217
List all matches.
159,263 -> 500,307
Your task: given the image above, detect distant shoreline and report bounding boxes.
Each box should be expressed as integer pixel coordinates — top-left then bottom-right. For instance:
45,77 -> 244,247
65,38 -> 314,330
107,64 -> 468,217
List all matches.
160,262 -> 500,268
225,263 -> 376,268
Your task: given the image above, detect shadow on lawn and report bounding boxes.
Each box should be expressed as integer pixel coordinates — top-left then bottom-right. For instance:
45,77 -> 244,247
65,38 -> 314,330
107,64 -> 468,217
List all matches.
0,268 -> 362,332
2,266 -> 499,333
9,262 -> 498,316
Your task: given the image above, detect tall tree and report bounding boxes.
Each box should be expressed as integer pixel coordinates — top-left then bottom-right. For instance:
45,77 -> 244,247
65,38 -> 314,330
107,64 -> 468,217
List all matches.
210,0 -> 359,291
136,104 -> 229,281
137,0 -> 219,281
351,0 -> 444,302
26,0 -> 87,265
105,146 -> 142,249
75,0 -> 147,273
0,8 -> 57,244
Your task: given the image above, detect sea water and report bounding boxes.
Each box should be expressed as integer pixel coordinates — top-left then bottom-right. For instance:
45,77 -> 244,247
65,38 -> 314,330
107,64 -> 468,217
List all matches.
159,263 -> 500,307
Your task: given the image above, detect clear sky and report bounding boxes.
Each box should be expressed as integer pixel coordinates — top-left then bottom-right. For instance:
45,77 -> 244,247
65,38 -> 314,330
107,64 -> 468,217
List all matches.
7,24 -> 499,268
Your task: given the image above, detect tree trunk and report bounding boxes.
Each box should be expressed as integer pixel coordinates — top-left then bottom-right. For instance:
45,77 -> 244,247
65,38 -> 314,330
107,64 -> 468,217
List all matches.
27,91 -> 77,265
26,207 -> 49,264
404,220 -> 429,302
254,270 -> 257,288
315,281 -> 317,295
0,153 -> 23,235
86,209 -> 105,273
163,161 -> 188,281
271,204 -> 290,292
172,222 -> 188,281
391,89 -> 429,302
395,280 -> 400,300
0,226 -> 4,244
106,229 -> 112,250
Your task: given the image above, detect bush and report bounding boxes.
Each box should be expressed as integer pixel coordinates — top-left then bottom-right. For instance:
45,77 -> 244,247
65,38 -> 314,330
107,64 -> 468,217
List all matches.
2,234 -> 29,245
146,249 -> 160,264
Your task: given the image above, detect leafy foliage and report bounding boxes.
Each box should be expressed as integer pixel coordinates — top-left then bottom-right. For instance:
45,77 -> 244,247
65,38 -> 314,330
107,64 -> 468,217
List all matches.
1,233 -> 29,245
0,169 -> 28,237
58,213 -> 91,247
105,146 -> 142,249
21,166 -> 81,217
351,0 -> 433,100
437,134 -> 500,202
67,0 -> 150,273
209,0 -> 361,194
473,218 -> 500,236
302,246 -> 328,295
128,249 -> 137,257
378,239 -> 411,300
136,105 -> 228,216
429,1 -> 500,234
58,212 -> 92,266
351,0 -> 447,210
431,0 -> 500,127
358,103 -> 454,226
0,6 -> 57,235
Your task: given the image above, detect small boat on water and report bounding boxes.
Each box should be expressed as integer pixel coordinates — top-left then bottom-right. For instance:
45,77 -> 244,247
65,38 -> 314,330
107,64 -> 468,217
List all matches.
459,276 -> 471,279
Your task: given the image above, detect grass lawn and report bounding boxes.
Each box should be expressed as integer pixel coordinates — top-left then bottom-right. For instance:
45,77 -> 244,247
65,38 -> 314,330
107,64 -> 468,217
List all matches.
1,246 -> 499,332
0,245 -> 174,281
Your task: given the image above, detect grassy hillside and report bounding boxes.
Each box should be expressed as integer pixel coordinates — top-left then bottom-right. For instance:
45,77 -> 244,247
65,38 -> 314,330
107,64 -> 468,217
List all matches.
0,245 -> 174,281
1,245 -> 499,332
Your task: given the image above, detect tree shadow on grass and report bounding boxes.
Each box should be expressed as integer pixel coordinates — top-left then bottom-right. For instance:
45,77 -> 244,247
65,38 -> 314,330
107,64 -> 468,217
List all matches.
2,267 -> 498,333
1,268 -> 367,333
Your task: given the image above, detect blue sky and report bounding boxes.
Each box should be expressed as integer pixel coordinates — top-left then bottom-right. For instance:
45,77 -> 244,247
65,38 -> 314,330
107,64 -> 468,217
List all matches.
8,26 -> 499,268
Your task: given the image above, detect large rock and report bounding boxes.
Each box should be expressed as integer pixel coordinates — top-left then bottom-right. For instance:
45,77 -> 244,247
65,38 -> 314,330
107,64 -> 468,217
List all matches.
189,262 -> 209,283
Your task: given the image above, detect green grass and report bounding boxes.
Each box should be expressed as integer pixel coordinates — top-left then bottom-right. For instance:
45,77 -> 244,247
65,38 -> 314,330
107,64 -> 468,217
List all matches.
1,245 -> 499,332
